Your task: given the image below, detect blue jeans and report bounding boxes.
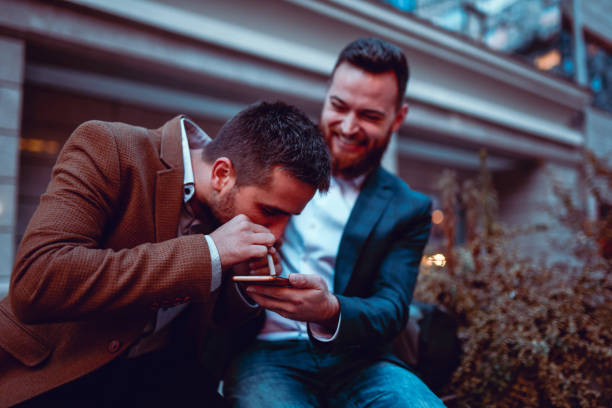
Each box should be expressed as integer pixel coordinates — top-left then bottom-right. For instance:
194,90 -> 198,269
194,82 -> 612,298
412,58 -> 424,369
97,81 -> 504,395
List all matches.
224,340 -> 445,408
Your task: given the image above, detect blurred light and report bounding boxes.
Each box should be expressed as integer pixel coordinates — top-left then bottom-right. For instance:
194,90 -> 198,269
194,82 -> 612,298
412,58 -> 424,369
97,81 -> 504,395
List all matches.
535,49 -> 561,71
20,138 -> 61,155
423,253 -> 447,267
0,201 -> 3,217
432,209 -> 444,225
44,140 -> 60,155
591,77 -> 602,92
29,139 -> 44,153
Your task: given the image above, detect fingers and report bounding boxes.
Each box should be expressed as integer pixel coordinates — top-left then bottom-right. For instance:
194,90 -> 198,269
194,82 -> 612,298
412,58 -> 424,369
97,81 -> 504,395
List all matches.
288,273 -> 325,290
243,244 -> 270,260
245,289 -> 301,318
249,232 -> 276,247
209,214 -> 276,269
248,248 -> 282,275
245,285 -> 293,301
226,215 -> 276,245
248,266 -> 270,276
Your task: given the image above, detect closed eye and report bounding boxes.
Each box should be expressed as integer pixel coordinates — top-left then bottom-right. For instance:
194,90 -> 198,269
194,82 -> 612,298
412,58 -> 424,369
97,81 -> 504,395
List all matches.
359,110 -> 385,121
260,205 -> 291,217
331,102 -> 348,112
330,96 -> 348,111
261,207 -> 276,216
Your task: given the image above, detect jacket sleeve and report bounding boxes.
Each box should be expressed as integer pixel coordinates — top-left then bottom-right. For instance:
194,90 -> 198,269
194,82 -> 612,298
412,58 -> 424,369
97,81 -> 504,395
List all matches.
10,121 -> 214,324
312,196 -> 432,349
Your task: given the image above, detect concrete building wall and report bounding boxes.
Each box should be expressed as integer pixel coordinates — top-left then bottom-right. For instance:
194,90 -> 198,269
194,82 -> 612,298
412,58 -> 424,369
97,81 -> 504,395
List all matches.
586,108 -> 612,155
496,160 -> 581,258
584,107 -> 612,219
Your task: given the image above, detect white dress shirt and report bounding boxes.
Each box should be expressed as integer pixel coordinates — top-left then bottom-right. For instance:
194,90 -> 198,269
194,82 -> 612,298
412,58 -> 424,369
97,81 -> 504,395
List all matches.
258,174 -> 365,341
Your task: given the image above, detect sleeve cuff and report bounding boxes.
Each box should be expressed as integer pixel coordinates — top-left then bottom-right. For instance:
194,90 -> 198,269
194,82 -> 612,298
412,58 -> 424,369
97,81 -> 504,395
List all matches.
234,282 -> 260,308
204,234 -> 222,291
308,313 -> 341,342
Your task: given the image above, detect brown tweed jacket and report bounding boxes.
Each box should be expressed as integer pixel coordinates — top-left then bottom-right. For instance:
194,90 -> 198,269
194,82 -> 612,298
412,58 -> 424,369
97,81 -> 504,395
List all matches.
0,116 -> 223,406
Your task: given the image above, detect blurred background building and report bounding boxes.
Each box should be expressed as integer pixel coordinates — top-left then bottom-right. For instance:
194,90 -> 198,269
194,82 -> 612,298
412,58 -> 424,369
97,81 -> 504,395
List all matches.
0,0 -> 611,296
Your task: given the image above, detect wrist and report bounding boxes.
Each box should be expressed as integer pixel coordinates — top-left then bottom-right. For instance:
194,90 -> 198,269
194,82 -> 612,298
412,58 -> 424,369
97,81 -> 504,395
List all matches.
318,294 -> 340,330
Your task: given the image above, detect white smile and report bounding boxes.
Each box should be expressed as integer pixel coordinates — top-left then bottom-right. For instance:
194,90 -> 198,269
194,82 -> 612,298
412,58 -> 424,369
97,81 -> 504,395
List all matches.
336,134 -> 362,146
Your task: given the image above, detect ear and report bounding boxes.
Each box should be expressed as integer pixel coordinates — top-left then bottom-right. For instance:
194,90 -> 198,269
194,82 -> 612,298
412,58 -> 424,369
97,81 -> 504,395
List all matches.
210,157 -> 236,193
390,103 -> 409,133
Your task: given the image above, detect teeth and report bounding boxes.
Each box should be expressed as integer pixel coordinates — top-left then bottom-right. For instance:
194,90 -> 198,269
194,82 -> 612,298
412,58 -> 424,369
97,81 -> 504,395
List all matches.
338,135 -> 359,145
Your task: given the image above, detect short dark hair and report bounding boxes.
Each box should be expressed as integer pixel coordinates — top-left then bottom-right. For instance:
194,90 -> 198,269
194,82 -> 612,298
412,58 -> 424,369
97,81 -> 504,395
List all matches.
203,101 -> 330,191
333,37 -> 409,107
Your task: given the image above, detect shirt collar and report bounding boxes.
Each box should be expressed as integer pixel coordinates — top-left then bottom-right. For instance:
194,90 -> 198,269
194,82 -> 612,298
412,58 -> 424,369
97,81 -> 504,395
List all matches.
180,117 -> 211,203
333,173 -> 367,192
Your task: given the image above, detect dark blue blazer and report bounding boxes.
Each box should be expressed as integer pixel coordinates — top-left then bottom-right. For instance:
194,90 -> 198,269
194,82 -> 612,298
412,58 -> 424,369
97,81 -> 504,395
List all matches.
311,166 -> 432,351
209,166 -> 431,375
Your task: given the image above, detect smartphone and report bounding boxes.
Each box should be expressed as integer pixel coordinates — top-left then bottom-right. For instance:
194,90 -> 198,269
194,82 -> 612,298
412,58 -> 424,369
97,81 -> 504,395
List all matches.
232,275 -> 291,287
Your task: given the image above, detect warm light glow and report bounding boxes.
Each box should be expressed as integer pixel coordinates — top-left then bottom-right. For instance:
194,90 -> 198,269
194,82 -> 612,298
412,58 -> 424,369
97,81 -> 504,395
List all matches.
431,253 -> 446,267
423,253 -> 447,267
44,140 -> 60,155
432,209 -> 444,225
535,49 -> 561,71
20,138 -> 61,155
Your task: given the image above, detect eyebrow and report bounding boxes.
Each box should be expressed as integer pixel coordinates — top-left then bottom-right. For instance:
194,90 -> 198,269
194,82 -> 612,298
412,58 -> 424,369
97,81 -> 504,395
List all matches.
330,96 -> 347,105
329,96 -> 386,117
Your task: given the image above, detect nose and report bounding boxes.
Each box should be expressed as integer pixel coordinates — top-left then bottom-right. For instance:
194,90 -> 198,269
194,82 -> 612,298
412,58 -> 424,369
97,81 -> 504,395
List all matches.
339,112 -> 358,135
269,217 -> 290,242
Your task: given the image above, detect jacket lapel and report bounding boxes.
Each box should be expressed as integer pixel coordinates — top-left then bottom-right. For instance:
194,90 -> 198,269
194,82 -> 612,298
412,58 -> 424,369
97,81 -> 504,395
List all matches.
334,168 -> 394,294
155,115 -> 184,243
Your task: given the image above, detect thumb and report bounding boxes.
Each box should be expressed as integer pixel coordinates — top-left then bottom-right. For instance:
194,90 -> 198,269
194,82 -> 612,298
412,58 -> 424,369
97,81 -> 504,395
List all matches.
288,273 -> 323,289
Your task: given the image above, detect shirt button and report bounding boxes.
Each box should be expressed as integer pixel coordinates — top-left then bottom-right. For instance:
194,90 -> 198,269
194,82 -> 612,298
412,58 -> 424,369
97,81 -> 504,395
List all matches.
108,340 -> 121,353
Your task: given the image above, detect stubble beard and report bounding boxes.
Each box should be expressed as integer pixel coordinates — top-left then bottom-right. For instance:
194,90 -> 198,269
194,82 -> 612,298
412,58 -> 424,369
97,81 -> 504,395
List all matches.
210,186 -> 237,224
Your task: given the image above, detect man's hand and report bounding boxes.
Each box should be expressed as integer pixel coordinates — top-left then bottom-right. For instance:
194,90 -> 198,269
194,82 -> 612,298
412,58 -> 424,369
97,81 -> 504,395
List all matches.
209,214 -> 275,270
245,274 -> 340,330
248,246 -> 282,276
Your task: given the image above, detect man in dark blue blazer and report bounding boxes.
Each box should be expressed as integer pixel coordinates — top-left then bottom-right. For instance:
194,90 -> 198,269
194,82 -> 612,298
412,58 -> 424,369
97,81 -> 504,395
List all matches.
224,38 -> 444,407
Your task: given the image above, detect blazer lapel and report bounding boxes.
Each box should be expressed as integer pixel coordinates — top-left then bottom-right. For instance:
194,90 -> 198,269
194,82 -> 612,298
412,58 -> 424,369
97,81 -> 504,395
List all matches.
155,115 -> 184,243
335,168 -> 394,294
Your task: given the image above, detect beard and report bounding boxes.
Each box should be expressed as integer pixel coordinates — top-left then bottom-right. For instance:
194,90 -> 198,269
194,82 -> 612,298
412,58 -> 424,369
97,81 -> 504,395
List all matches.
209,185 -> 237,224
330,134 -> 390,179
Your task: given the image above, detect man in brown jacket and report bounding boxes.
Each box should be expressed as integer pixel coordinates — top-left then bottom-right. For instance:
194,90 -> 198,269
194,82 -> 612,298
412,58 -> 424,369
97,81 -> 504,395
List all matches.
0,101 -> 331,407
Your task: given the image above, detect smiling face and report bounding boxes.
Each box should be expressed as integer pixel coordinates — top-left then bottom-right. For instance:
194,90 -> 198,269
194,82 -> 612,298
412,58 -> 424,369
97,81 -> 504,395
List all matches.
320,62 -> 408,179
203,164 -> 316,241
